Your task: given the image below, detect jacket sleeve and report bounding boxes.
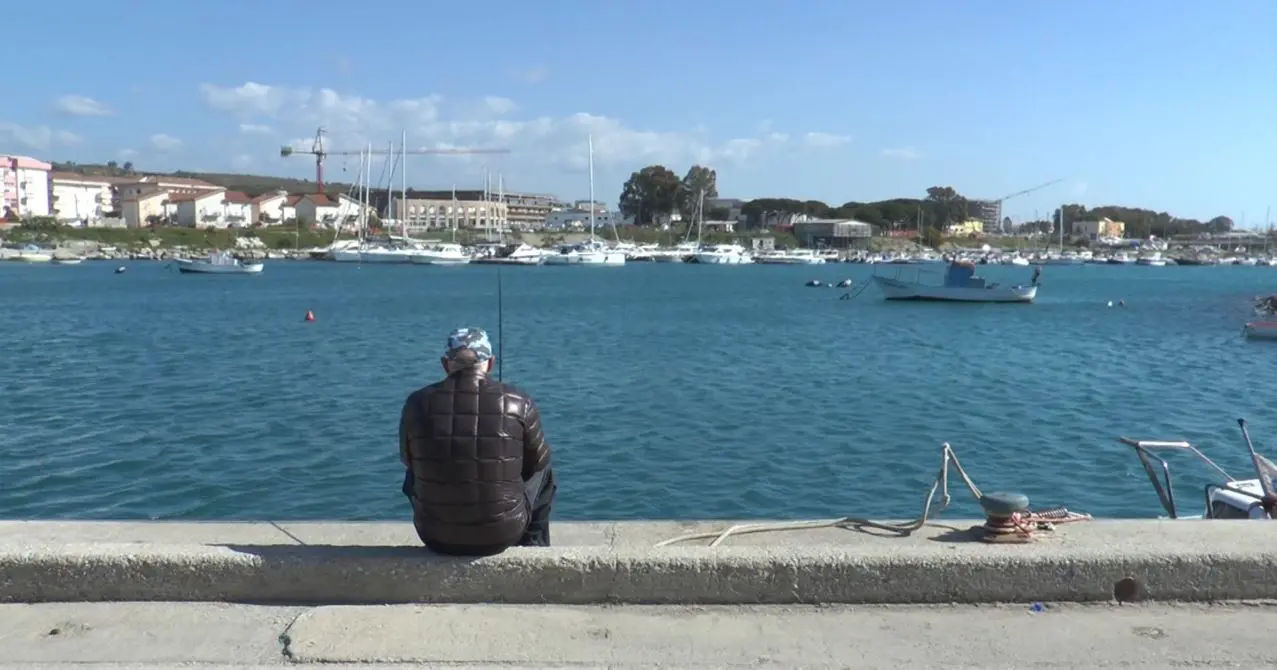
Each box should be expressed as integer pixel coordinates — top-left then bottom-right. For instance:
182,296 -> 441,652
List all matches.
520,397 -> 550,480
399,396 -> 413,468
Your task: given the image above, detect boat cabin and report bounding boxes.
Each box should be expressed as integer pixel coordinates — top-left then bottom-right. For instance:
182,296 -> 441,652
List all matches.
1120,437 -> 1272,519
943,261 -> 988,289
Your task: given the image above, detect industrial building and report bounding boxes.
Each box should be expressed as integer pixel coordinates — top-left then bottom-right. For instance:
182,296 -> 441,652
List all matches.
792,219 -> 874,249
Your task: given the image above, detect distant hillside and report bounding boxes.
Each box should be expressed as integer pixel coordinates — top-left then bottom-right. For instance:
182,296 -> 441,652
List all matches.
50,161 -> 354,198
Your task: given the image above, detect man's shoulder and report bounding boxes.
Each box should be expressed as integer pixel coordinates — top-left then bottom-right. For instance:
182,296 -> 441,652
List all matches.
479,378 -> 538,406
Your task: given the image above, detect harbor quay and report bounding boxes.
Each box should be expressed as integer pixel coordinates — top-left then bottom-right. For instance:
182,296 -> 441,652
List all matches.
4,519 -> 1277,605
3,520 -> 1277,667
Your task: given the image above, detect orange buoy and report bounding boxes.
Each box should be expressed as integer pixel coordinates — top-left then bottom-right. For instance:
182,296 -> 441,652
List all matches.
304,310 -> 315,322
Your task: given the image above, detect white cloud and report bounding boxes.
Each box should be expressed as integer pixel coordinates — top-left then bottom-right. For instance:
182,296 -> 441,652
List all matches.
510,65 -> 549,84
0,122 -> 82,150
150,133 -> 182,151
483,96 -> 517,115
881,146 -> 920,160
118,149 -> 139,160
803,132 -> 852,148
198,82 -> 299,117
53,94 -> 111,116
239,123 -> 273,135
202,81 -> 797,179
231,154 -> 255,170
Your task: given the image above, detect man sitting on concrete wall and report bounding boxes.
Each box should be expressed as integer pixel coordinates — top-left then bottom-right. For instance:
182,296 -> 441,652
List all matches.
399,327 -> 557,555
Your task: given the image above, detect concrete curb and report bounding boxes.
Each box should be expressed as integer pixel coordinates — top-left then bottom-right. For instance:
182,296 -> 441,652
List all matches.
2,520 -> 1274,604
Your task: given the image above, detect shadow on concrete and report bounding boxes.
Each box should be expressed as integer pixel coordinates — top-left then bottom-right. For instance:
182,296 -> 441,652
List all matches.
219,544 -> 486,563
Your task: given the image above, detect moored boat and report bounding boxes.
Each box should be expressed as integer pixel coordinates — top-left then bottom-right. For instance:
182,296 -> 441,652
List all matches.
871,260 -> 1038,303
1243,321 -> 1277,340
174,250 -> 263,274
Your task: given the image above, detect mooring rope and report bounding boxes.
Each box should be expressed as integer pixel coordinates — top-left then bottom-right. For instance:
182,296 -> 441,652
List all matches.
655,442 -> 1092,547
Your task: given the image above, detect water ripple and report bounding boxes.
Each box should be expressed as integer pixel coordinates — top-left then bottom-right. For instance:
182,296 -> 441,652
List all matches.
0,261 -> 1273,521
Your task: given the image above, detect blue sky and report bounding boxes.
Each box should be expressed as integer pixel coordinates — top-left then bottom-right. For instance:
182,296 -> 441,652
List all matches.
5,0 -> 1275,223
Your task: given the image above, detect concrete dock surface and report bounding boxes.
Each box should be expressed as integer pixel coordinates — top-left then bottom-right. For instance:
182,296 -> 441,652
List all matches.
4,520 -> 1277,604
0,602 -> 1273,668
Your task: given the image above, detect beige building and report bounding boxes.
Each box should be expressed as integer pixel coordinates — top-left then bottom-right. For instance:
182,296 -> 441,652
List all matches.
1074,217 -> 1125,241
392,197 -> 509,233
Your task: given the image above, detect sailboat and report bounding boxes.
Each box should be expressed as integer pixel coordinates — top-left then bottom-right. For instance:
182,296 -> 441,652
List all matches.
332,142 -> 415,264
652,189 -> 703,263
544,136 -> 626,266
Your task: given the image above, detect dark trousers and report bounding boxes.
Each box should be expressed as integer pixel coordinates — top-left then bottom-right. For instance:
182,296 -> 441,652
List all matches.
403,466 -> 556,555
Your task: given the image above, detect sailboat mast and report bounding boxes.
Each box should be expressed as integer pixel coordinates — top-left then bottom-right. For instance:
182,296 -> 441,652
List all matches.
400,130 -> 407,239
588,135 -> 596,242
450,185 -> 457,243
497,173 -> 505,244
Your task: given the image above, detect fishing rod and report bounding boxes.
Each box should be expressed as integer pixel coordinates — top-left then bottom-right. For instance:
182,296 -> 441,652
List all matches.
496,264 -> 504,382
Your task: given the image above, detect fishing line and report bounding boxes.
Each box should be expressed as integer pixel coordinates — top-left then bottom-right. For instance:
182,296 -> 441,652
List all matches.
497,264 -> 504,381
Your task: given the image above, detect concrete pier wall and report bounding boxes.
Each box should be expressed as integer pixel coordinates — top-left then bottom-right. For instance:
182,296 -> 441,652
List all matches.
2,520 -> 1273,605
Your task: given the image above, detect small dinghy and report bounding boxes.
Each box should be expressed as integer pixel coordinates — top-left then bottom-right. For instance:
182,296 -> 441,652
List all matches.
1243,321 -> 1277,340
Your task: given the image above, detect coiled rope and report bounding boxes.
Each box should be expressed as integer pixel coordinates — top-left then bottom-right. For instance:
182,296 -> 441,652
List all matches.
655,442 -> 1091,547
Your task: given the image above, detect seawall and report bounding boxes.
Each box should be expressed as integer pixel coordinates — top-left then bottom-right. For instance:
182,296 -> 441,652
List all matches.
2,520 -> 1273,605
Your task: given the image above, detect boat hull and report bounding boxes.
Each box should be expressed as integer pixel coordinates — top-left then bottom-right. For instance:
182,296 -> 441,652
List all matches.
331,250 -> 414,263
872,276 -> 1036,303
694,253 -> 750,264
545,251 -> 626,265
409,254 -> 471,265
472,257 -> 543,266
1244,322 -> 1277,340
175,259 -> 263,274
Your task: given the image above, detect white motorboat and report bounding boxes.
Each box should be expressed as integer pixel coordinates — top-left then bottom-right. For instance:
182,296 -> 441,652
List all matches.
174,251 -> 263,274
51,257 -> 84,265
694,243 -> 752,265
15,251 -> 52,263
1136,252 -> 1167,267
544,239 -> 626,265
472,243 -> 544,265
754,249 -> 826,265
1120,420 -> 1277,520
410,243 -> 471,265
872,260 -> 1038,303
651,242 -> 700,263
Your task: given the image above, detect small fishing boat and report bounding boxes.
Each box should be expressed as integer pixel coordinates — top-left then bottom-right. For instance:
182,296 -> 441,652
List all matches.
1120,419 -> 1277,519
174,250 -> 263,275
871,260 -> 1038,303
1243,321 -> 1277,340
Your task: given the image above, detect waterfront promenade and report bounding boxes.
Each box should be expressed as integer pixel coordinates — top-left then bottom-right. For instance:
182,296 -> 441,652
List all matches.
3,520 -> 1277,666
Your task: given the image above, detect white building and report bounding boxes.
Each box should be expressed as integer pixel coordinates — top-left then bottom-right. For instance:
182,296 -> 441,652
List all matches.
113,176 -> 221,213
49,172 -> 113,225
392,196 -> 508,233
544,207 -> 620,232
1,155 -> 52,219
223,192 -> 252,227
293,193 -> 343,227
120,191 -> 168,228
172,189 -> 229,227
251,191 -> 288,224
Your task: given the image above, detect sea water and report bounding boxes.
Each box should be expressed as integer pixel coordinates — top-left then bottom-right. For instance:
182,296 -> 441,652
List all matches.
0,260 -> 1271,521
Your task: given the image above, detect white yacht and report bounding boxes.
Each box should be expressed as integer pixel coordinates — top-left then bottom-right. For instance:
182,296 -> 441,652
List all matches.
544,136 -> 625,267
651,242 -> 700,263
695,243 -> 752,265
473,243 -> 544,265
332,246 -> 416,263
754,249 -> 825,265
410,242 -> 471,265
544,239 -> 626,265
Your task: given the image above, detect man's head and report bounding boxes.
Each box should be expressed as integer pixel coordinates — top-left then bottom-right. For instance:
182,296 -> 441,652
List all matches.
441,327 -> 495,376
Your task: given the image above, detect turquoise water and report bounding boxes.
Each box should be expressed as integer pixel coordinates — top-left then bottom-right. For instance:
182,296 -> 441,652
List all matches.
1,260 -> 1272,521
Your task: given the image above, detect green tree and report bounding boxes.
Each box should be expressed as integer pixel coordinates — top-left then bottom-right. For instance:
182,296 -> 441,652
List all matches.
921,226 -> 945,249
677,165 -> 718,219
925,186 -> 968,227
618,165 -> 682,226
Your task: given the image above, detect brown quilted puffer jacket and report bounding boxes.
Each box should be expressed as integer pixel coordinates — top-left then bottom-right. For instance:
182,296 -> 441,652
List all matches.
399,369 -> 551,548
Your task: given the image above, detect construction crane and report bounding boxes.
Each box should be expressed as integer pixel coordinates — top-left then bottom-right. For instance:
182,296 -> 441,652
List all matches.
279,127 -> 511,193
978,178 -> 1065,233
